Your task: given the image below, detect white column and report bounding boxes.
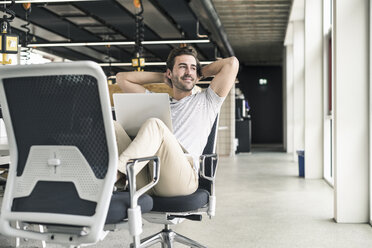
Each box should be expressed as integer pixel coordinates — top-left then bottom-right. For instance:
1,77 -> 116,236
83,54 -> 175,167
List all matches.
304,0 -> 323,178
293,21 -> 305,161
285,45 -> 294,153
333,0 -> 369,223
370,0 -> 372,225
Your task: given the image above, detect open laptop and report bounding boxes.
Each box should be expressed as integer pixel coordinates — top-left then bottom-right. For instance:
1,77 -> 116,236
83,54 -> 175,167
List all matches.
113,93 -> 173,137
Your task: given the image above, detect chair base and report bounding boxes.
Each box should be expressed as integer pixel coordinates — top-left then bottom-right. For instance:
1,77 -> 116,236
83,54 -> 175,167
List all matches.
134,225 -> 206,248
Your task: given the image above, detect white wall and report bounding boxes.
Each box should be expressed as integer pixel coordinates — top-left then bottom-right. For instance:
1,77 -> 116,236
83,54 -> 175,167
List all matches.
322,0 -> 334,186
304,0 -> 323,179
370,0 -> 372,225
292,21 -> 305,161
285,45 -> 294,153
284,0 -> 305,161
285,0 -> 370,223
333,0 -> 369,223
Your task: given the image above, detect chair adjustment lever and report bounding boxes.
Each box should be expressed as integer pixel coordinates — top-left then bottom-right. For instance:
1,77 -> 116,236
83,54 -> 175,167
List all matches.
168,214 -> 202,221
48,158 -> 61,166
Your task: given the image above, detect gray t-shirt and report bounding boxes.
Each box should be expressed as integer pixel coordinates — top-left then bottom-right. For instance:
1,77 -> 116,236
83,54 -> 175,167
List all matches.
170,86 -> 225,172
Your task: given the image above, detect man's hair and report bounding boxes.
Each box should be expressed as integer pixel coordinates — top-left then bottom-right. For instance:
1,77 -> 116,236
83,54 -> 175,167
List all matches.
166,46 -> 202,77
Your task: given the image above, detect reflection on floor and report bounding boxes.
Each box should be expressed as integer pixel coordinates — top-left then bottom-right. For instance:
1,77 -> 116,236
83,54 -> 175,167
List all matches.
250,143 -> 284,153
1,152 -> 372,248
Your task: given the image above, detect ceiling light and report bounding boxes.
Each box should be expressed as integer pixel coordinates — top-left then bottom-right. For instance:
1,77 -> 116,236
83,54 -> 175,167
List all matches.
27,39 -> 210,48
142,40 -> 210,45
98,61 -> 213,67
28,41 -> 135,48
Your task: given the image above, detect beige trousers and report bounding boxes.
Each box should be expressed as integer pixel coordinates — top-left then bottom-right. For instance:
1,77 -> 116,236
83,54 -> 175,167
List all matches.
114,118 -> 198,197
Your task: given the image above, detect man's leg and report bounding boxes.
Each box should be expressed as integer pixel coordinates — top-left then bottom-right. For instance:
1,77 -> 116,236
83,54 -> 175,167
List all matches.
118,118 -> 198,197
114,121 -> 132,155
114,120 -> 155,189
113,121 -> 132,185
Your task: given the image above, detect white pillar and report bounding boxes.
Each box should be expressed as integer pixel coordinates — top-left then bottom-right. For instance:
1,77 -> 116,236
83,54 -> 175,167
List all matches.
370,0 -> 372,225
293,21 -> 305,160
304,0 -> 323,178
333,0 -> 369,223
285,45 -> 294,153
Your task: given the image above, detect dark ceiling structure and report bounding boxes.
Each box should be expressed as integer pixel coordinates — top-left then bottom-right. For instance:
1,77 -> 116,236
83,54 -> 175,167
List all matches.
2,0 -> 292,76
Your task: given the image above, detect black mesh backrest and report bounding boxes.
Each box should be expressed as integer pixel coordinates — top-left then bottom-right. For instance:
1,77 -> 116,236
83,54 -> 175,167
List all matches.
4,75 -> 109,179
199,116 -> 218,193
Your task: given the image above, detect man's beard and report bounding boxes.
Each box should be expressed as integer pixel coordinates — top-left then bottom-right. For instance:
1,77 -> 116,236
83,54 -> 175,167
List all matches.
172,75 -> 196,92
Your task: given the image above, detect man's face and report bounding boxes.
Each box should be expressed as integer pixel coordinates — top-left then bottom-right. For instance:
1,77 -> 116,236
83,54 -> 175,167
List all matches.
167,55 -> 198,92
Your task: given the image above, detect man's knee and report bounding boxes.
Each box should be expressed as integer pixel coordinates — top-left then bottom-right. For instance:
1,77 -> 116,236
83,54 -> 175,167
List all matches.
144,117 -> 167,129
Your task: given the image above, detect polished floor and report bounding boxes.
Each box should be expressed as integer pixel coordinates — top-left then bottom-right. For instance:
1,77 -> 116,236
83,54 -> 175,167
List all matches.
2,151 -> 372,247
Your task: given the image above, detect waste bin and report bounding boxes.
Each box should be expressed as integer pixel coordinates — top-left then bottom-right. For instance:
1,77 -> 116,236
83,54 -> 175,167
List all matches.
296,150 -> 305,177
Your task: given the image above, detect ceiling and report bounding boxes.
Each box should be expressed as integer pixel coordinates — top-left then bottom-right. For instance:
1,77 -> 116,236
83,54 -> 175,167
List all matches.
213,0 -> 292,65
2,0 -> 292,76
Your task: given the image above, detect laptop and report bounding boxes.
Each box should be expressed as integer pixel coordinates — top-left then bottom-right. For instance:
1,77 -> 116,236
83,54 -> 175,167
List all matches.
113,93 -> 173,137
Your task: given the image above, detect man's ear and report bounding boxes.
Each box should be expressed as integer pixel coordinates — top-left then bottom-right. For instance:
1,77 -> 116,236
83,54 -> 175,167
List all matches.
166,68 -> 172,80
165,69 -> 173,87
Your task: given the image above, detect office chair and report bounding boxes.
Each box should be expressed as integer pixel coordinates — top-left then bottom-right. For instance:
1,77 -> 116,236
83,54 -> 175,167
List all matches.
139,116 -> 219,248
0,61 -> 159,247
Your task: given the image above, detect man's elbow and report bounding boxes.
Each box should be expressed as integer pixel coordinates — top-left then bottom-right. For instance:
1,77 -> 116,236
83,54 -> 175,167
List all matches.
116,72 -> 128,85
116,72 -> 130,91
228,56 -> 239,72
116,72 -> 125,83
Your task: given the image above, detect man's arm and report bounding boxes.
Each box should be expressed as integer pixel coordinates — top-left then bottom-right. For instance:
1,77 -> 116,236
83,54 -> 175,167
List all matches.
202,56 -> 239,97
116,71 -> 168,93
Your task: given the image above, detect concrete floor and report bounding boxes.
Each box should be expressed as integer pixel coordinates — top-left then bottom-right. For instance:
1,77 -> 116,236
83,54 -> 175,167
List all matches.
2,151 -> 372,247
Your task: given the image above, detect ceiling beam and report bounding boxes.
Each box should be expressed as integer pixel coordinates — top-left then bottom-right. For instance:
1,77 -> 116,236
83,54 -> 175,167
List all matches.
222,19 -> 289,24
214,4 -> 291,8
223,23 -> 287,27
0,9 -> 118,62
189,0 -> 234,57
213,0 -> 291,3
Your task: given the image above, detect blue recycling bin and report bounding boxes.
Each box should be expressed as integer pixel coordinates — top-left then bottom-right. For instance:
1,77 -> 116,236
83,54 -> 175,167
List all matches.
296,150 -> 305,177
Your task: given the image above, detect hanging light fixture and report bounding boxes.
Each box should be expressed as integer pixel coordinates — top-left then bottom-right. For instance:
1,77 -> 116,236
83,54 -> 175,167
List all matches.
0,0 -> 19,65
132,0 -> 145,71
20,2 -> 32,63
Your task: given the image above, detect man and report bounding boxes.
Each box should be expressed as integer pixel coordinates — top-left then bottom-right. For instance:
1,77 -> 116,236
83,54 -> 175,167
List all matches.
115,46 -> 239,197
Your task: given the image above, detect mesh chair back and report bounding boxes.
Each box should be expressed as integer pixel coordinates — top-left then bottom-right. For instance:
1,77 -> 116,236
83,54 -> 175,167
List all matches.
4,75 -> 108,179
0,62 -> 117,245
4,74 -> 108,215
199,115 -> 219,193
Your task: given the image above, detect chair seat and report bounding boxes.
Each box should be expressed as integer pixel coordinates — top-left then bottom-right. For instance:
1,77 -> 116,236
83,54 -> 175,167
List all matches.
105,192 -> 153,224
11,182 -> 153,225
151,189 -> 209,213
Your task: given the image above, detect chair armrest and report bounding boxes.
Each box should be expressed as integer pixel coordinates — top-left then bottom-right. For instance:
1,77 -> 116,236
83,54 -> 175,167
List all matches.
199,153 -> 218,182
126,156 -> 160,208
199,153 -> 218,218
125,156 -> 160,241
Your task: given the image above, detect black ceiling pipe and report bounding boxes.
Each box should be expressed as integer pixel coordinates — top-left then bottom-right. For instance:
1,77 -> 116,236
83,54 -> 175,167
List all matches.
189,0 -> 234,58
